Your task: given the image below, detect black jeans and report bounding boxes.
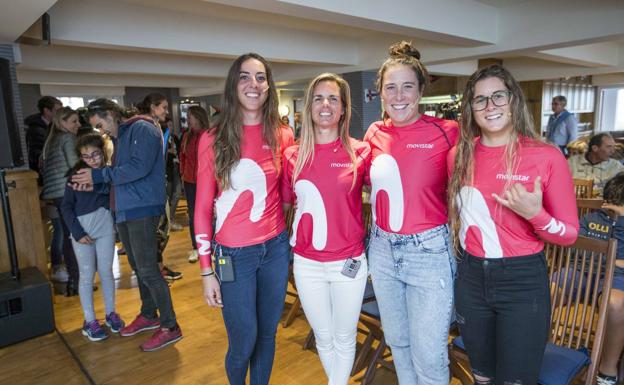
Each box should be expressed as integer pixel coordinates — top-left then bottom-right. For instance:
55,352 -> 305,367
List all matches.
117,216 -> 177,328
53,198 -> 79,284
455,251 -> 550,384
184,182 -> 197,250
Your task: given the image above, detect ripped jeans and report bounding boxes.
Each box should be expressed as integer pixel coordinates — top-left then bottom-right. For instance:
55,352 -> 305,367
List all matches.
368,224 -> 456,385
455,251 -> 550,385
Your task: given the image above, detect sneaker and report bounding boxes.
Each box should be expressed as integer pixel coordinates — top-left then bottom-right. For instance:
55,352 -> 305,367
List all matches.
82,320 -> 109,342
120,314 -> 160,337
187,249 -> 198,263
105,312 -> 125,333
51,265 -> 69,283
597,373 -> 618,385
170,222 -> 184,232
140,325 -> 183,352
161,266 -> 183,281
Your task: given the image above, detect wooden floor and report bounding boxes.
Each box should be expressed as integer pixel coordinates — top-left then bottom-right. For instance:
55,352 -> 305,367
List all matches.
0,208 -> 459,385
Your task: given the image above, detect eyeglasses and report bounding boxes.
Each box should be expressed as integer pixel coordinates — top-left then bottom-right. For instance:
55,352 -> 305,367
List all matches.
80,150 -> 103,161
471,90 -> 511,111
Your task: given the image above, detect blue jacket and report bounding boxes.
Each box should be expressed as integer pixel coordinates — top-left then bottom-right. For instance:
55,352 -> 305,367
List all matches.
92,117 -> 165,223
60,183 -> 110,240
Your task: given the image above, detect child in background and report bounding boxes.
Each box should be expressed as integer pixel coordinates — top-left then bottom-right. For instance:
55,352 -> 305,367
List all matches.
579,172 -> 624,385
61,134 -> 124,341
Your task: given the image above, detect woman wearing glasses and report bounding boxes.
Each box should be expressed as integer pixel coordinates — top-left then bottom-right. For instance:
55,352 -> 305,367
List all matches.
447,65 -> 579,384
194,53 -> 293,385
364,41 -> 458,384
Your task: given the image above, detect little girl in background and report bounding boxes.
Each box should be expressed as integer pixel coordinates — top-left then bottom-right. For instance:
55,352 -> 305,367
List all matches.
61,133 -> 124,341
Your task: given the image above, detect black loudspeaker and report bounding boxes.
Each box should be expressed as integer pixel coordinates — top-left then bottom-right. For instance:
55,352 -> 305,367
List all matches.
0,57 -> 24,168
0,267 -> 55,347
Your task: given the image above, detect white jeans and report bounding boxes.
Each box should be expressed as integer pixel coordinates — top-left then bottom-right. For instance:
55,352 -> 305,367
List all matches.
294,253 -> 368,385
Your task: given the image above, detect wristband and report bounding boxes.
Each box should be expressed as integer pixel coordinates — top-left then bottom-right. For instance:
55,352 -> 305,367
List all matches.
201,271 -> 215,277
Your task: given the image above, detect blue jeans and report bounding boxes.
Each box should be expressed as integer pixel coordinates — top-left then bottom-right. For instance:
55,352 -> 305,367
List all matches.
50,215 -> 64,267
117,216 -> 177,328
217,231 -> 290,385
368,224 -> 456,385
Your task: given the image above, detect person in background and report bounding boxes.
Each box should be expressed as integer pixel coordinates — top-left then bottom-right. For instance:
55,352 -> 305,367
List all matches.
578,172 -> 624,385
25,96 -> 62,175
162,117 -> 183,232
136,93 -> 183,281
27,97 -> 66,283
364,41 -> 458,384
448,64 -> 578,384
72,98 -> 182,352
41,107 -> 81,294
281,73 -> 369,385
61,134 -> 124,341
195,52 -> 294,385
546,95 -> 578,156
179,106 -> 210,263
568,133 -> 624,196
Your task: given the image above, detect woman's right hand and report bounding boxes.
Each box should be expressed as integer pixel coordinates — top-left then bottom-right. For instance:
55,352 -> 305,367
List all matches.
202,274 -> 223,308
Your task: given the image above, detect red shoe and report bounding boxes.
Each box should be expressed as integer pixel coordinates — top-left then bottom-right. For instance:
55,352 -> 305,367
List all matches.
140,325 -> 183,352
119,314 -> 160,337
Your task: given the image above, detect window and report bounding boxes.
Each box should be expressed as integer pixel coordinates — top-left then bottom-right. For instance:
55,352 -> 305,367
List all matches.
598,87 -> 624,131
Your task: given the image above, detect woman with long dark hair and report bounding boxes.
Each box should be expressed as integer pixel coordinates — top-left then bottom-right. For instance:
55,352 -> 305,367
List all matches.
448,64 -> 579,384
194,53 -> 293,385
179,106 -> 210,263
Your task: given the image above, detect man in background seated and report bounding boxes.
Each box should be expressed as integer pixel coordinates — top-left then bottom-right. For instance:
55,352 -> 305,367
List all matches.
579,172 -> 624,385
568,133 -> 624,196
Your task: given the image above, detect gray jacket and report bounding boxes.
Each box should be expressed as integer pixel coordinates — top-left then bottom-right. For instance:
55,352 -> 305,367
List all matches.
41,131 -> 79,200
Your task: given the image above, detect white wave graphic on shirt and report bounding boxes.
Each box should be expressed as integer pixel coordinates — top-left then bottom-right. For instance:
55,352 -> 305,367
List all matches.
370,154 -> 404,232
458,186 -> 503,258
215,158 -> 267,232
291,180 -> 328,250
542,218 -> 566,236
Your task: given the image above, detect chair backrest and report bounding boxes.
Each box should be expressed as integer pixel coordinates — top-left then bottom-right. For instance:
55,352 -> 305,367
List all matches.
544,236 -> 617,383
573,178 -> 594,198
576,198 -> 604,219
284,207 -> 295,237
362,203 -> 373,235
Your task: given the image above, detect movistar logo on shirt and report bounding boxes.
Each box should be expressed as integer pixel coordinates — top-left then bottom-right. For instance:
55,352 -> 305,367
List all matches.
406,143 -> 434,149
330,162 -> 353,168
496,173 -> 530,182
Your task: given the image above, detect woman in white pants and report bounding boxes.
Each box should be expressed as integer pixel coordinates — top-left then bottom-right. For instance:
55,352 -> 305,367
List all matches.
281,73 -> 370,385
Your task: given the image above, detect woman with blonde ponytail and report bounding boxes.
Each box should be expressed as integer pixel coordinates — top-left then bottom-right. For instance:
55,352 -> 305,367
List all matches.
364,41 -> 459,384
281,73 -> 369,385
448,64 -> 578,384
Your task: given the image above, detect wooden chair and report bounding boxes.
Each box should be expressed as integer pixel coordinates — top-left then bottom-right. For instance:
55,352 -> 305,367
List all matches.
351,299 -> 395,385
574,178 -> 594,198
576,198 -> 604,219
450,236 -> 617,385
282,207 -> 301,328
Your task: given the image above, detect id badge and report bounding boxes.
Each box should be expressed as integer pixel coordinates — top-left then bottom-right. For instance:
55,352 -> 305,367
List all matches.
217,247 -> 235,282
341,257 -> 361,278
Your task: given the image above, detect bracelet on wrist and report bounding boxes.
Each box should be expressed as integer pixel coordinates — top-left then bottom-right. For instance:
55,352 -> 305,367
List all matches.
201,271 -> 215,277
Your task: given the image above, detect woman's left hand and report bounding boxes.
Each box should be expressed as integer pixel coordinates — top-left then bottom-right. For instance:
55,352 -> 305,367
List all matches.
492,176 -> 543,220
